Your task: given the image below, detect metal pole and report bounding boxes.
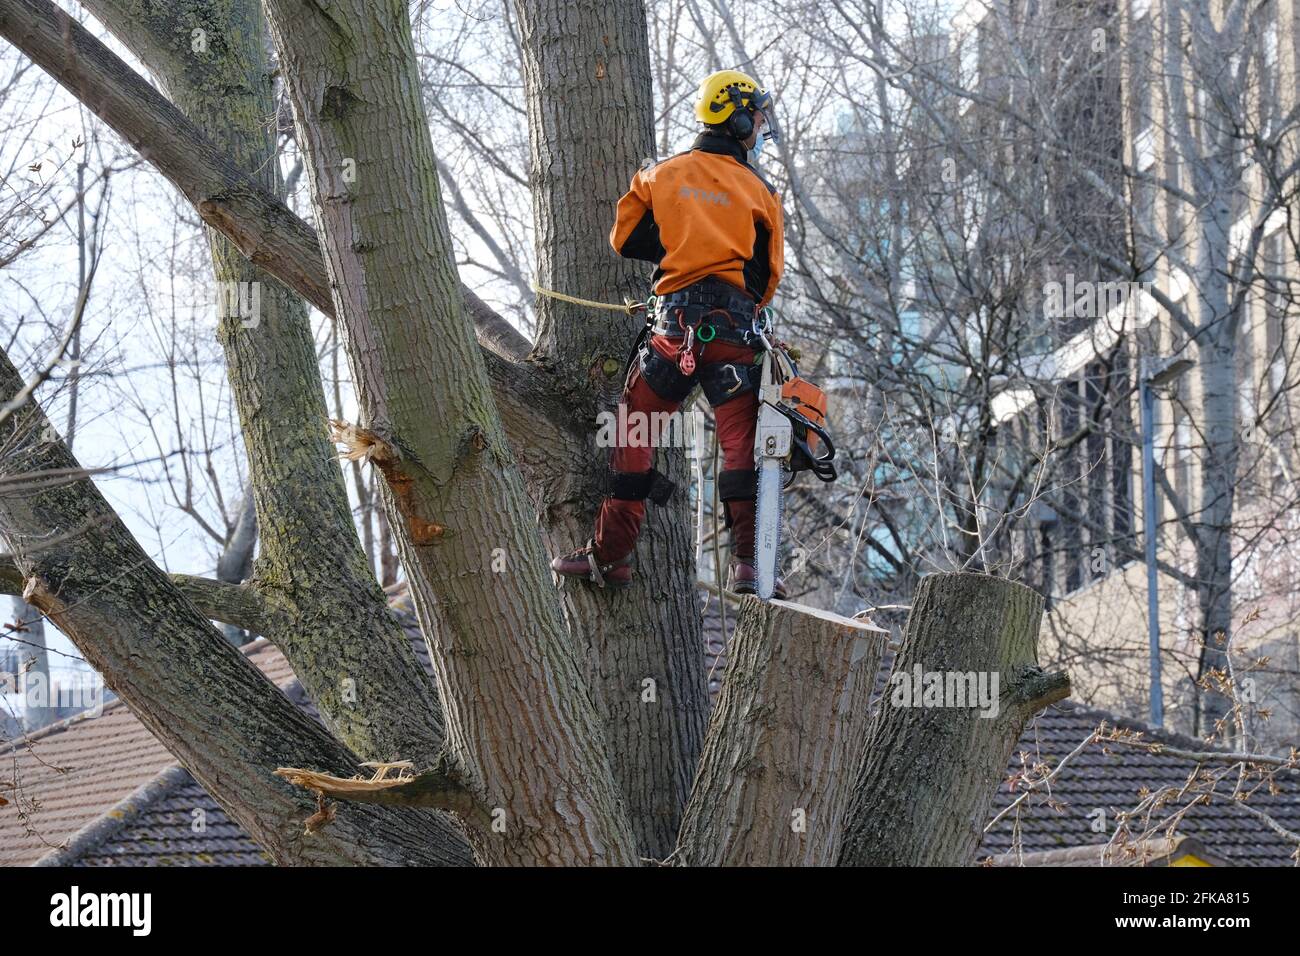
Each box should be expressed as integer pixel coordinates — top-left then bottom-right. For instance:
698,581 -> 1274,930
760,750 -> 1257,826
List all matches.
1139,366 -> 1164,726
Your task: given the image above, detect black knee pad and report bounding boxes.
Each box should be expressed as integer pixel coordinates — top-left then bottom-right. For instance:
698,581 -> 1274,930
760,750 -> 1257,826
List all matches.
609,468 -> 676,505
699,360 -> 760,407
638,344 -> 696,402
718,469 -> 757,530
718,468 -> 757,502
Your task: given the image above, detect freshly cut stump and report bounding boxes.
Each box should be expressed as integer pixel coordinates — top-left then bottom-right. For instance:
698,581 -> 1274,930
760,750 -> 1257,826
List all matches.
675,596 -> 889,866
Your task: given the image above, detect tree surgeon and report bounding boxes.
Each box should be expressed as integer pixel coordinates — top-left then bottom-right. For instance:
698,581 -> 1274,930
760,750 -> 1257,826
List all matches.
551,70 -> 788,597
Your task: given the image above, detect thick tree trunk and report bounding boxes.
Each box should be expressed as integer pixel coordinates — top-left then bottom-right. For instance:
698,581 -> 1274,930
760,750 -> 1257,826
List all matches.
675,599 -> 886,866
77,0 -> 457,783
260,0 -> 636,865
513,0 -> 708,859
838,572 -> 1068,867
0,350 -> 471,866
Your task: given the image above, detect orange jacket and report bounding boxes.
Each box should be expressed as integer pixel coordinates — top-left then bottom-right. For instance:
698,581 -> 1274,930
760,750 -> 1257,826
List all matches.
610,133 -> 784,307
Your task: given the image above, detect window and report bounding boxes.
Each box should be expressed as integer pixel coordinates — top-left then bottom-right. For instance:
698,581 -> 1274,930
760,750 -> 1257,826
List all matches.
1134,126 -> 1155,172
1260,20 -> 1280,137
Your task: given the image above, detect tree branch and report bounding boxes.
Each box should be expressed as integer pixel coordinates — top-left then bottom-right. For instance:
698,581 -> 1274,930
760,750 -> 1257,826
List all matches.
0,0 -> 533,372
169,573 -> 278,636
275,754 -> 491,827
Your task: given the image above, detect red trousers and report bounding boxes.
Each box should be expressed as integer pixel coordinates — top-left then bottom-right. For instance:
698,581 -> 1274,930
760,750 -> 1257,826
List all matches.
594,334 -> 758,562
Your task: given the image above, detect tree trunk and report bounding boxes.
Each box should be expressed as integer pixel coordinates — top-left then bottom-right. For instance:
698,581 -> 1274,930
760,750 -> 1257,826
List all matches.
76,0 -> 463,799
0,349 -> 471,866
513,0 -> 708,860
675,598 -> 886,866
9,594 -> 54,731
838,572 -> 1068,867
260,0 -> 636,865
0,0 -> 534,398
1194,334 -> 1238,736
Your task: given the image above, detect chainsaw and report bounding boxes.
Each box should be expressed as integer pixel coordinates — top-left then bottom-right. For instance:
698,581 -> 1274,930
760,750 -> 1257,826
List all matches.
752,335 -> 838,600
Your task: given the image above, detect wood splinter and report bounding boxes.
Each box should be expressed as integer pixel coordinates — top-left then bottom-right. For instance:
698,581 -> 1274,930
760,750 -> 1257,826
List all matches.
274,757 -> 489,825
328,419 -> 447,544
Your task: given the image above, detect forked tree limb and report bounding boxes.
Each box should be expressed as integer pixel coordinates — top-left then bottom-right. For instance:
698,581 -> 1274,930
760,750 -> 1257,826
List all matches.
0,347 -> 472,866
169,574 -> 279,636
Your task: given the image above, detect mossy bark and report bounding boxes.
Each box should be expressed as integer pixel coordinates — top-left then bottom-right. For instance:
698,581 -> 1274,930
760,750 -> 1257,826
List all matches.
0,350 -> 469,866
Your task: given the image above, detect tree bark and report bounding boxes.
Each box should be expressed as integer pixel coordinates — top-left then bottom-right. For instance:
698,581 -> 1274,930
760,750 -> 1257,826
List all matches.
675,598 -> 886,866
513,0 -> 708,860
1192,308 -> 1238,737
260,0 -> 636,865
61,8 -> 477,877
76,0 -> 457,780
838,572 -> 1068,867
0,348 -> 472,866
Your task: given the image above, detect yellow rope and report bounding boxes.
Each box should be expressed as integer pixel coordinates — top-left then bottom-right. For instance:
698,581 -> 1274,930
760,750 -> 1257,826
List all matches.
532,283 -> 641,315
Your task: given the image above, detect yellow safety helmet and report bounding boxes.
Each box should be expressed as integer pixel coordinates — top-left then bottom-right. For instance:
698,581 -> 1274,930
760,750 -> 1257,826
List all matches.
694,69 -> 780,144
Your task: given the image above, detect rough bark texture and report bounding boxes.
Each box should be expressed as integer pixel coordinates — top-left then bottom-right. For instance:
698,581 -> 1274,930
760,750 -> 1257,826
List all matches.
1192,313 -> 1237,735
838,572 -> 1068,867
0,350 -> 471,866
514,0 -> 708,859
675,598 -> 886,866
76,0 -> 456,781
260,0 -> 636,865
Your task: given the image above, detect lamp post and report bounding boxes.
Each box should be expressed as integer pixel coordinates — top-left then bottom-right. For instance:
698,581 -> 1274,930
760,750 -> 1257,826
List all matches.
1138,355 -> 1194,727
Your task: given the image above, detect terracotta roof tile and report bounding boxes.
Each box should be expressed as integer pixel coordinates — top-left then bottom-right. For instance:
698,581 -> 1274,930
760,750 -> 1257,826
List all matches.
0,639 -> 290,867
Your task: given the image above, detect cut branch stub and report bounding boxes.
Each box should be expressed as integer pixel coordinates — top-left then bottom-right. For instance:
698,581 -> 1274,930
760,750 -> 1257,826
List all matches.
838,571 -> 1068,867
675,597 -> 888,866
329,420 -> 446,545
275,754 -> 490,829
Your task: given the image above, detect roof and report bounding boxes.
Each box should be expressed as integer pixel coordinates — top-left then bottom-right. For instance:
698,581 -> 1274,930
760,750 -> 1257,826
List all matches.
4,598 -> 1297,866
982,701 -> 1300,866
0,640 -> 290,867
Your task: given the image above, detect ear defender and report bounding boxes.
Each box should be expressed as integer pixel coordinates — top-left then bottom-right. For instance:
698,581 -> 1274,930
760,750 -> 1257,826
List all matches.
724,85 -> 755,140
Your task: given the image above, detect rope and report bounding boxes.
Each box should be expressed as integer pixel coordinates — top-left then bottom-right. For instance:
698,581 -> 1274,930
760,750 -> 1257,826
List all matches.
532,283 -> 644,315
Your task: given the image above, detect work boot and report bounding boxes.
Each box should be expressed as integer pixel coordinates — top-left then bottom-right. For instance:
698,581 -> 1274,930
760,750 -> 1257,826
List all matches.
728,561 -> 787,600
550,540 -> 633,589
